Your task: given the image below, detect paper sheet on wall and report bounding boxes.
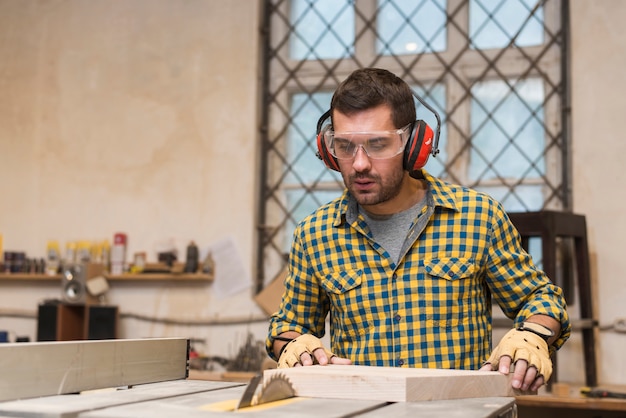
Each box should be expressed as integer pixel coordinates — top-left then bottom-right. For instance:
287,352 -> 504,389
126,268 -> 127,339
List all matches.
208,237 -> 251,298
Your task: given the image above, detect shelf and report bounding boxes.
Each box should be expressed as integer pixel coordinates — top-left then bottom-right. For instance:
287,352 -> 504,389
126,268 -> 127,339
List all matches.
0,273 -> 61,281
0,273 -> 213,282
104,273 -> 213,282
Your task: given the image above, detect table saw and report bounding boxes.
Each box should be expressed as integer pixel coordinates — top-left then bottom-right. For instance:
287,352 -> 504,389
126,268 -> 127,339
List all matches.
0,338 -> 518,417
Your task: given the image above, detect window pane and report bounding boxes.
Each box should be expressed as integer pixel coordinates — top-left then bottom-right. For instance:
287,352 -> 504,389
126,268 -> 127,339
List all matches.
475,184 -> 544,212
287,92 -> 338,184
470,0 -> 544,49
290,0 -> 355,60
469,79 -> 545,182
377,0 -> 447,55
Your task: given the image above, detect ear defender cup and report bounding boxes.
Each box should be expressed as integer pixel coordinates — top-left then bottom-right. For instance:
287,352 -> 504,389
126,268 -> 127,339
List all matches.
404,120 -> 435,171
315,110 -> 341,171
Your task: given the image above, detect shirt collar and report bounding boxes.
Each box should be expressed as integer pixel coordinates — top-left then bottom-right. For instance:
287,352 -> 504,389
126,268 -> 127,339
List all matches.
333,169 -> 459,227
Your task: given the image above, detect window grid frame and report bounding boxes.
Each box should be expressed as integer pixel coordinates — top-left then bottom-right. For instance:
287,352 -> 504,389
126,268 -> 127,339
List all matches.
256,0 -> 571,291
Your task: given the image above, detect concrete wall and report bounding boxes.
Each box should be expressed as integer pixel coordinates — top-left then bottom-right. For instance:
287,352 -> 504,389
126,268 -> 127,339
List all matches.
0,0 -> 625,385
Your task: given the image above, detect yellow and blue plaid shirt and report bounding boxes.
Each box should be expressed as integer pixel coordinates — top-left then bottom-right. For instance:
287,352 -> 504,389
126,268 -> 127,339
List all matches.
268,170 -> 570,369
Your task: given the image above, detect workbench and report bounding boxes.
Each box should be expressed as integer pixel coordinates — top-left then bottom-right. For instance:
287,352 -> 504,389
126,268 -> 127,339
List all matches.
0,379 -> 517,418
516,383 -> 626,418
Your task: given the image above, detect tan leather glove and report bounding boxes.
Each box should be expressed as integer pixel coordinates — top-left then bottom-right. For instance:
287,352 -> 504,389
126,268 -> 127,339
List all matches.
277,334 -> 335,368
486,327 -> 553,381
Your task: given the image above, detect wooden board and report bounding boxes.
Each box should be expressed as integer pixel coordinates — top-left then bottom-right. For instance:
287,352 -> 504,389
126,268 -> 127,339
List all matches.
0,338 -> 189,402
264,365 -> 528,403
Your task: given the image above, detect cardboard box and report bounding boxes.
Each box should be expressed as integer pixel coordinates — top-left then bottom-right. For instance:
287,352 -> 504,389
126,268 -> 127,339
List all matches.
254,268 -> 287,316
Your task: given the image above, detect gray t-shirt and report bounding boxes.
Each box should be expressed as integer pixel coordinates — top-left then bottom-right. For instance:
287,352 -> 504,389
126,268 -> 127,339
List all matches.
359,196 -> 427,263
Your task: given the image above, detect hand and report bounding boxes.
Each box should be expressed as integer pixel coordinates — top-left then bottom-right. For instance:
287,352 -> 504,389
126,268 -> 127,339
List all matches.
277,334 -> 352,368
480,328 -> 552,392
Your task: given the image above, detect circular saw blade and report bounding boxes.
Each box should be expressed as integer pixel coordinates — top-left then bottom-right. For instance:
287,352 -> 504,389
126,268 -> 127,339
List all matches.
256,374 -> 296,404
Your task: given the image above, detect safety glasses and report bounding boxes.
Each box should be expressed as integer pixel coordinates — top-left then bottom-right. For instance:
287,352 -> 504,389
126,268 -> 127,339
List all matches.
324,124 -> 411,160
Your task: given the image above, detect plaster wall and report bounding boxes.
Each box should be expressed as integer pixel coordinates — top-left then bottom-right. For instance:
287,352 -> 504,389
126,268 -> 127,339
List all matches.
0,0 -> 267,361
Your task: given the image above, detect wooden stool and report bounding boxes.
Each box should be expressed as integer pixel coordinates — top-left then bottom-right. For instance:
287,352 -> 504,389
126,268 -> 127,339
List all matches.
508,210 -> 598,387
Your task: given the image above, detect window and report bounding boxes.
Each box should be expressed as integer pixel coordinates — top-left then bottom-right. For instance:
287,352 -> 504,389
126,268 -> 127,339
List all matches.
257,0 -> 569,288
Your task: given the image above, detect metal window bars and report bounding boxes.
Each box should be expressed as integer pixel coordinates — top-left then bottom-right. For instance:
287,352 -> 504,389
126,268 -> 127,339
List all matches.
256,0 -> 570,291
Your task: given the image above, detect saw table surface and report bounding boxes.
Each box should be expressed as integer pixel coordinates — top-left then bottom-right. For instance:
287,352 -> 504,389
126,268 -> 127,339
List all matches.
0,378 -> 516,418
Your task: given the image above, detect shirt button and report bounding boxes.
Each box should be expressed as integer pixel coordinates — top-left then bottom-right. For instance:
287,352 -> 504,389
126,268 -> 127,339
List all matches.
394,314 -> 401,322
397,359 -> 404,366
337,284 -> 343,290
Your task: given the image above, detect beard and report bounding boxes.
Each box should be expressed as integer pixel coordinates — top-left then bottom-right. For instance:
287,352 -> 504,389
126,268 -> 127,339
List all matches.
343,165 -> 406,207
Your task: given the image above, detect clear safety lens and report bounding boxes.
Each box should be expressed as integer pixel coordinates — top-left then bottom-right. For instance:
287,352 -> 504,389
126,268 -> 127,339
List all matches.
324,125 -> 410,160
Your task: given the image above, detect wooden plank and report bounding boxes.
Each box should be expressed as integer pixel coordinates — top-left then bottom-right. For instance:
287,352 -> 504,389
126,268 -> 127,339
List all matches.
264,365 -> 528,402
0,338 -> 189,402
0,380 -> 241,418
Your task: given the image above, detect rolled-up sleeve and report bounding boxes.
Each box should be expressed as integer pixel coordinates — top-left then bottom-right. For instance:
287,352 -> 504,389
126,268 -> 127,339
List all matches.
485,206 -> 571,351
266,226 -> 330,360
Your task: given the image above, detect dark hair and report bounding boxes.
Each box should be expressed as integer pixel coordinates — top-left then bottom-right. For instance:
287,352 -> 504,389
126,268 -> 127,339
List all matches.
330,68 -> 416,128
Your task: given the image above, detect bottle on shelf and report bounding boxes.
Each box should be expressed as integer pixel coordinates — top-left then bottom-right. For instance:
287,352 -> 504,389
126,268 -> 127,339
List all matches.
184,241 -> 199,273
45,241 -> 61,275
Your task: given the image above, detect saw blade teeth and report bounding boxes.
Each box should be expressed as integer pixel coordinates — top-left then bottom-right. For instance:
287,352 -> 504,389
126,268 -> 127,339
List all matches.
266,373 -> 289,383
257,373 -> 296,404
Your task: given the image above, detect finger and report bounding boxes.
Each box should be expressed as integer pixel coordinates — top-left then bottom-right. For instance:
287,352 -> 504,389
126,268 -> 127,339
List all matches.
529,374 -> 545,392
312,347 -> 329,365
511,359 -> 528,389
479,362 -> 494,371
520,365 -> 538,391
497,355 -> 512,374
280,351 -> 301,368
330,356 -> 353,365
300,351 -> 314,366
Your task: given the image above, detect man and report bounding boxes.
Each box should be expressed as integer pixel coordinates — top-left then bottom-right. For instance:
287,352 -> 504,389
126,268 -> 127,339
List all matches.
266,68 -> 570,392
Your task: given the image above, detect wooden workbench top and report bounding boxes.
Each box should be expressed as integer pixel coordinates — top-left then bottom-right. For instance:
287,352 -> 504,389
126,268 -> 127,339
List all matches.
516,382 -> 626,414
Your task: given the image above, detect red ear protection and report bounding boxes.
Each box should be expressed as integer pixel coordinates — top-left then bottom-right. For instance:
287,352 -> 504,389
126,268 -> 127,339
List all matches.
315,110 -> 341,171
315,111 -> 436,172
404,120 -> 435,172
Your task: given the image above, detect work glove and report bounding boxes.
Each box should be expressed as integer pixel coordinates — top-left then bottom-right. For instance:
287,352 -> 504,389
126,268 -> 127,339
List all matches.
485,328 -> 553,381
277,334 -> 335,368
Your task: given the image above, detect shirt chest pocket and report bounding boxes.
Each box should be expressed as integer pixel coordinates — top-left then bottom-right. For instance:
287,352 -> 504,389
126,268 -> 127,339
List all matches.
322,269 -> 362,294
424,257 -> 478,281
422,257 -> 479,328
320,269 -> 371,339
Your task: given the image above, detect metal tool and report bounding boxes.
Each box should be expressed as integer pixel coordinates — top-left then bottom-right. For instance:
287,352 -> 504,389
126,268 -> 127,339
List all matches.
581,387 -> 626,399
235,373 -> 296,409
